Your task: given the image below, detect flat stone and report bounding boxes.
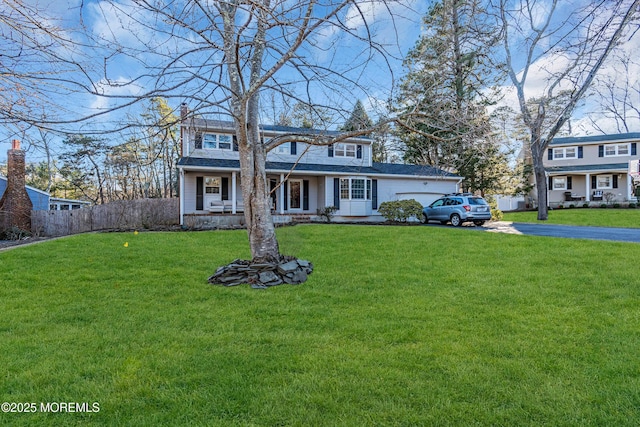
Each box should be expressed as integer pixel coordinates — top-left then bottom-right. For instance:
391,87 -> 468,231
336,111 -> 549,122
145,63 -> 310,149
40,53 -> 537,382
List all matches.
277,260 -> 300,274
258,270 -> 280,284
252,263 -> 275,270
297,259 -> 311,269
284,269 -> 307,285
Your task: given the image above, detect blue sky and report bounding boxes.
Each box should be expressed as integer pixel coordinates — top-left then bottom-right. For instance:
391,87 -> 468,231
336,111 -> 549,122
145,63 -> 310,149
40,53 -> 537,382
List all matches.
1,0 -> 639,164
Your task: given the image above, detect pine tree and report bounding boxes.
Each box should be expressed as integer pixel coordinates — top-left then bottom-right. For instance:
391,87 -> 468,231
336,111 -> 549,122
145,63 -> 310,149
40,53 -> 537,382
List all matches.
396,0 -> 506,192
341,100 -> 373,131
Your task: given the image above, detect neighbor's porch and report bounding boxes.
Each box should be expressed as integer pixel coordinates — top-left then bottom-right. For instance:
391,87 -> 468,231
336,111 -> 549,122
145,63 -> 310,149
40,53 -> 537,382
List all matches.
548,170 -> 634,207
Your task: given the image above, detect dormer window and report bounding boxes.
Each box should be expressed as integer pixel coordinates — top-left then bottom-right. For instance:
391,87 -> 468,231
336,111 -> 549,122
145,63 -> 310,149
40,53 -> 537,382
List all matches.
203,133 -> 233,150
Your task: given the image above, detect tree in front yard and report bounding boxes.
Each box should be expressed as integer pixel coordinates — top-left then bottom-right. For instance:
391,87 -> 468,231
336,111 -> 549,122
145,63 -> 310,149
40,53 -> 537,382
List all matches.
86,1 -> 405,266
496,0 -> 639,220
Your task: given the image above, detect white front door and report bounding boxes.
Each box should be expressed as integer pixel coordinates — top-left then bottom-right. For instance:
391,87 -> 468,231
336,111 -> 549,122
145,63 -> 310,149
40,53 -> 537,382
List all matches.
289,180 -> 302,210
204,177 -> 221,207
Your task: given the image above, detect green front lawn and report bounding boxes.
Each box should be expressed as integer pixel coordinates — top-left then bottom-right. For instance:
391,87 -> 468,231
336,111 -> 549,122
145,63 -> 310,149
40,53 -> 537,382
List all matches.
503,208 -> 640,227
1,225 -> 639,426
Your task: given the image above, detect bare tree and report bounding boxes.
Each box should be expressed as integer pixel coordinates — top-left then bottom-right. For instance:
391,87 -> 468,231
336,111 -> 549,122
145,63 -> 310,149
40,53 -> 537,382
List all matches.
496,0 -> 640,220
84,0 -> 408,262
587,51 -> 640,134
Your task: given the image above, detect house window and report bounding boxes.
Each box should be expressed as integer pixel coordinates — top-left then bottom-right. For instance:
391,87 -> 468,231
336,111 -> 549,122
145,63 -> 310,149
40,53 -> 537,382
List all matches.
604,144 -> 630,157
334,143 -> 356,158
205,177 -> 221,194
351,179 -> 365,199
339,178 -> 372,200
275,144 -> 290,154
597,175 -> 612,189
340,179 -> 350,199
218,135 -> 232,150
203,133 -> 233,150
553,147 -> 577,159
552,176 -> 567,190
553,148 -> 564,159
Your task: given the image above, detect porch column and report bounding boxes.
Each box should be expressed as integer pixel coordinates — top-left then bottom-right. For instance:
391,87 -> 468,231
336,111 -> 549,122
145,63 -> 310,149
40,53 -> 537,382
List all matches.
627,173 -> 633,202
179,169 -> 185,225
280,173 -> 285,215
585,173 -> 590,202
231,171 -> 237,214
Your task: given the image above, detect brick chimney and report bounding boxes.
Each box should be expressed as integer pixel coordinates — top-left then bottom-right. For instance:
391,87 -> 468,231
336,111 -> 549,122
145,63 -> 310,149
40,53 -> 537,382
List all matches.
0,140 -> 33,232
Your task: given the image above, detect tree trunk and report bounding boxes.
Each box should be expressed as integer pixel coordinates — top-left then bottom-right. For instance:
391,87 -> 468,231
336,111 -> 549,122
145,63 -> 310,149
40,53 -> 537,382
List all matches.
240,140 -> 280,261
531,141 -> 548,220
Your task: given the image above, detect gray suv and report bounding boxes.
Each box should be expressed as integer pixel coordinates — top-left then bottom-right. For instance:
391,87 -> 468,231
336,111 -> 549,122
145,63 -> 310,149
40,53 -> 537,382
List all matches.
423,193 -> 491,226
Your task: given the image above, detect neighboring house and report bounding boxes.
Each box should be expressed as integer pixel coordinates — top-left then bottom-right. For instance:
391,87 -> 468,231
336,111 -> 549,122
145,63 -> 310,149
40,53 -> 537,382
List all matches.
49,197 -> 92,211
177,117 -> 461,226
0,175 -> 50,210
0,176 -> 91,211
544,132 -> 640,205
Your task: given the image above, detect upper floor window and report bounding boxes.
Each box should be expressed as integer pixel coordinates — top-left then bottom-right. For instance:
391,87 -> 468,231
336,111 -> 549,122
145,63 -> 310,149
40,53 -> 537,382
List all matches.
604,143 -> 629,157
335,143 -> 357,158
203,133 -> 233,150
275,144 -> 290,155
552,147 -> 577,159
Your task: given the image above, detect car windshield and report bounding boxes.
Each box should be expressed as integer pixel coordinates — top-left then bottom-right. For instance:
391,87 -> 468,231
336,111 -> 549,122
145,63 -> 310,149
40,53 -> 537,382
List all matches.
468,197 -> 487,205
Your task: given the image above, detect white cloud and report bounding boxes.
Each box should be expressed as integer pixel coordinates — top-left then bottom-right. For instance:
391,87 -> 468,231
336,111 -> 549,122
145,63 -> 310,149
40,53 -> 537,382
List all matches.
89,77 -> 144,113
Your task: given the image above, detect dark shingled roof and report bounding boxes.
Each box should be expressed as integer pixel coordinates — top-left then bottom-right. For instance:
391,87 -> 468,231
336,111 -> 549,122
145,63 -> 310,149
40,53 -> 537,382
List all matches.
177,157 -> 459,178
546,163 -> 629,173
187,118 -> 372,140
549,133 -> 640,146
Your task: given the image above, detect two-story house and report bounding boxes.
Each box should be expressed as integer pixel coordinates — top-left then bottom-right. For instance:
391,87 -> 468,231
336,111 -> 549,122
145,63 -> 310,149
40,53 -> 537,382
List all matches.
544,132 -> 640,205
176,114 -> 461,227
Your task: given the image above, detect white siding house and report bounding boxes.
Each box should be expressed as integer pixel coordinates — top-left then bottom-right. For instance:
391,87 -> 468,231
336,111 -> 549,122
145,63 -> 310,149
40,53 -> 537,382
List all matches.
177,117 -> 461,226
544,133 -> 640,205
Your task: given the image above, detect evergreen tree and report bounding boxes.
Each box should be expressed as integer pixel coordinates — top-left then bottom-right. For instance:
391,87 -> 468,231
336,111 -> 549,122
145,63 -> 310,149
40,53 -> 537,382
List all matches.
396,0 -> 506,193
341,100 -> 373,131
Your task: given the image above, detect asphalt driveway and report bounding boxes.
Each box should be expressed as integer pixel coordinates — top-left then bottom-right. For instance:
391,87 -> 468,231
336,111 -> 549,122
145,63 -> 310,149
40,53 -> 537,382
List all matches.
481,221 -> 640,243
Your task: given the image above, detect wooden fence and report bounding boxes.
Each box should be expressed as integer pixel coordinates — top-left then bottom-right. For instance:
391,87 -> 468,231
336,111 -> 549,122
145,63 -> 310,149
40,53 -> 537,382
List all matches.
32,198 -> 179,237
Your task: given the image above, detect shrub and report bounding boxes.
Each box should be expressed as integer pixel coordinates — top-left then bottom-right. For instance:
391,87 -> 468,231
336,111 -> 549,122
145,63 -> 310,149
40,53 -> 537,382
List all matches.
0,226 -> 31,241
629,203 -> 637,209
558,204 -> 564,209
600,203 -> 608,208
377,199 -> 423,223
485,196 -> 502,221
316,206 -> 338,223
583,203 -> 589,208
569,204 -> 575,209
613,203 -> 621,209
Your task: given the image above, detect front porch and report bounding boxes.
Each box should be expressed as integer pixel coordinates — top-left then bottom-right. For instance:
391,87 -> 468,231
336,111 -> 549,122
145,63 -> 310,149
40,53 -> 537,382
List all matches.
548,170 -> 633,206
183,212 -> 318,229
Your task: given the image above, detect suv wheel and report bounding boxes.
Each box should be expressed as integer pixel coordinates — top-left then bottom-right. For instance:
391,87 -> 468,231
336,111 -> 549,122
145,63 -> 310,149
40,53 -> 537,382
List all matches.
422,213 -> 428,224
450,213 -> 462,227
473,220 -> 485,226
